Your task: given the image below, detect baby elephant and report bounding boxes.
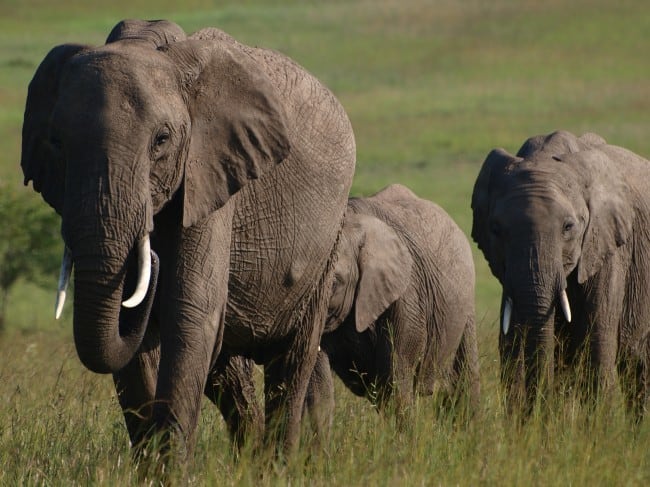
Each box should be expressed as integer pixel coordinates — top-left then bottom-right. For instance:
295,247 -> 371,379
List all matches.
305,184 -> 480,434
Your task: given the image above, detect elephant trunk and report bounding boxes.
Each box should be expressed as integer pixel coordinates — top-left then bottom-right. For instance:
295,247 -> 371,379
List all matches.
500,287 -> 557,414
61,160 -> 156,373
501,254 -> 565,413
58,139 -> 158,374
71,239 -> 159,374
520,298 -> 555,412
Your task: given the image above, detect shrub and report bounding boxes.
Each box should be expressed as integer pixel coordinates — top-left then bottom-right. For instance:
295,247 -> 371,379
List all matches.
0,182 -> 61,330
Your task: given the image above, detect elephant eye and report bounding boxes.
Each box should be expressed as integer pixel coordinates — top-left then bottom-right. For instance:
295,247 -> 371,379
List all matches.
562,220 -> 576,239
155,131 -> 170,147
332,275 -> 341,292
151,128 -> 172,160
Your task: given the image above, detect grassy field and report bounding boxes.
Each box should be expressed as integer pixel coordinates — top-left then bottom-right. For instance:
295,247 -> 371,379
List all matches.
1,0 -> 649,484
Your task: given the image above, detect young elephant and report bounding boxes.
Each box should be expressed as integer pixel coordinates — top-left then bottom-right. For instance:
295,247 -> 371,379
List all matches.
305,184 -> 480,433
472,130 -> 650,418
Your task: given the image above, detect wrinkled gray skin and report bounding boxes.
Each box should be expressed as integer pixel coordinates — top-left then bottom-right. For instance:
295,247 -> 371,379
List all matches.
304,184 -> 480,435
21,20 -> 355,460
472,130 -> 650,418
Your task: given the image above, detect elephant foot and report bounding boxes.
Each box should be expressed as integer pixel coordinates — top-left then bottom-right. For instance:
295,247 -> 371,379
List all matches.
128,418 -> 192,482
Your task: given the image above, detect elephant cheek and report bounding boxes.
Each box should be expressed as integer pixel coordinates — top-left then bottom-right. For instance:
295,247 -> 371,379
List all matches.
149,148 -> 186,214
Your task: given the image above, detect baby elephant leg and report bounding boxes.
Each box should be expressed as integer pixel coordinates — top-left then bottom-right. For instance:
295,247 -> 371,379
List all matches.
304,350 -> 335,445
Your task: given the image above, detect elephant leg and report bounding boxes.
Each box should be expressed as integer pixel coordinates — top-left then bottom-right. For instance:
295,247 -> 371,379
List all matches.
152,206 -> 233,460
204,353 -> 264,451
583,263 -> 624,403
587,325 -> 618,404
263,328 -> 322,457
263,265 -> 334,457
112,326 -> 161,451
376,317 -> 416,427
304,350 -> 335,446
391,355 -> 416,429
374,322 -> 395,411
449,316 -> 481,416
499,326 -> 527,416
617,346 -> 650,422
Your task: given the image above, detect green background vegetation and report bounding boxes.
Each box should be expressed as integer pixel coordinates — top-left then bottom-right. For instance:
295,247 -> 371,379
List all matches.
0,0 -> 648,484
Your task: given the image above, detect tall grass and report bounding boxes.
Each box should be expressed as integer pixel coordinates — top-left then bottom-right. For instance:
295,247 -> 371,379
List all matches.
1,0 -> 649,484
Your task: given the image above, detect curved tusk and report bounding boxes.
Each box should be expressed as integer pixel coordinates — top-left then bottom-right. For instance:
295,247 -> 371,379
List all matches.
502,296 -> 513,335
560,289 -> 572,323
55,246 -> 73,320
122,235 -> 152,309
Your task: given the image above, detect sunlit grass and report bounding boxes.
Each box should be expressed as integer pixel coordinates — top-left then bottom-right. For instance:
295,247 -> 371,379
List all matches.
1,328 -> 648,485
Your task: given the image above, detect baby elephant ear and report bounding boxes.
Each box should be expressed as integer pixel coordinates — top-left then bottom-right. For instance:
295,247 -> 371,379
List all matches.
578,132 -> 607,148
164,40 -> 290,227
354,214 -> 413,333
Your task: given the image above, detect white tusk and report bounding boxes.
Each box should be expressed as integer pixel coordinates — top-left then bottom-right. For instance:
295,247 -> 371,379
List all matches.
560,289 -> 572,323
55,246 -> 73,320
502,297 -> 513,335
122,235 -> 151,308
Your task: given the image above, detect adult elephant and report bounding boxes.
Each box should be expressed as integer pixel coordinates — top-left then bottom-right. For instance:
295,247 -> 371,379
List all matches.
304,184 -> 480,435
21,19 -> 355,459
472,130 -> 650,418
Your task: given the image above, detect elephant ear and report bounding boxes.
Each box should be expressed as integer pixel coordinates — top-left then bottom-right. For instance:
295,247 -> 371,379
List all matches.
21,43 -> 89,214
162,40 -> 291,227
471,148 -> 521,257
578,132 -> 607,148
353,214 -> 413,333
574,149 -> 633,283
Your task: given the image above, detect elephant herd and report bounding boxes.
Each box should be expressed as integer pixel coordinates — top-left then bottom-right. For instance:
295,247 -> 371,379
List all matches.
20,20 -> 650,469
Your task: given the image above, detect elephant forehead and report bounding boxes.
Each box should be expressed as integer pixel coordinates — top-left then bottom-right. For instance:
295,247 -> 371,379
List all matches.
492,194 -> 586,241
502,162 -> 581,196
66,46 -> 179,101
494,174 -> 584,221
58,49 -> 184,136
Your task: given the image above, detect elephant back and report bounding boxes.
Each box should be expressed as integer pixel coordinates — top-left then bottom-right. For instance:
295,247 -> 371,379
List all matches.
358,184 -> 473,281
352,184 -> 475,316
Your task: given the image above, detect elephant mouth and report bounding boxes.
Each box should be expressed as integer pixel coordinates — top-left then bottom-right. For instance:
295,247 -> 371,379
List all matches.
501,289 -> 572,335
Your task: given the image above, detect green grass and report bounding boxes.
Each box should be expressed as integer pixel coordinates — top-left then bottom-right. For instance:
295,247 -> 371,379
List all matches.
1,0 -> 649,484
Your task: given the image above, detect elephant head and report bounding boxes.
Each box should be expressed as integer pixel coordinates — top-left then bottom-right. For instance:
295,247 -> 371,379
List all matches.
471,130 -> 631,409
326,210 -> 413,333
21,20 -> 290,373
